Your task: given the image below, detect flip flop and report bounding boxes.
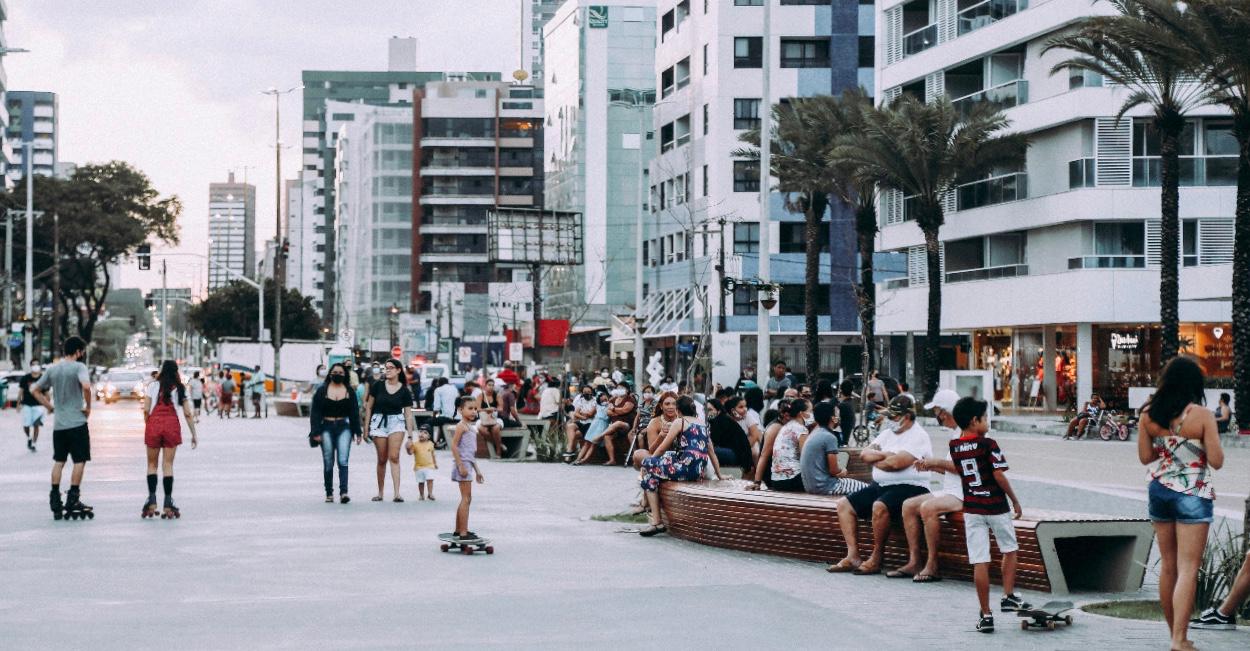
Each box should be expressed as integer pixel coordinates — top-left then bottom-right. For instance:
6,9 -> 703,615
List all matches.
853,565 -> 881,576
825,559 -> 860,573
885,569 -> 914,579
371,496 -> 383,502
912,574 -> 943,583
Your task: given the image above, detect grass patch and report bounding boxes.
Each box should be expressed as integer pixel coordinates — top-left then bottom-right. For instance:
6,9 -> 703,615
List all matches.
590,512 -> 649,524
1081,600 -> 1165,622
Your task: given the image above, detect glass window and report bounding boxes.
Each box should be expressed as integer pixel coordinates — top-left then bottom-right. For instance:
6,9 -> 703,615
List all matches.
733,287 -> 758,315
1094,222 -> 1145,256
1183,219 -> 1198,267
735,0 -> 764,5
734,98 -> 761,130
1132,121 -> 1195,156
778,222 -> 830,253
858,36 -> 874,68
702,164 -> 709,197
734,223 -> 760,253
1204,120 -> 1236,156
734,37 -> 763,68
780,38 -> 831,68
779,284 -> 829,315
703,44 -> 709,75
703,103 -> 709,135
733,160 -> 760,192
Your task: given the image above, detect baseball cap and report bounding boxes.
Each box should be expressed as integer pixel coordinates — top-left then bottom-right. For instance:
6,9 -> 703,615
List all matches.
924,389 -> 960,413
885,395 -> 916,418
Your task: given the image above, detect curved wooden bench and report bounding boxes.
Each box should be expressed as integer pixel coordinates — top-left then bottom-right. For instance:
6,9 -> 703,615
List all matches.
659,479 -> 1154,594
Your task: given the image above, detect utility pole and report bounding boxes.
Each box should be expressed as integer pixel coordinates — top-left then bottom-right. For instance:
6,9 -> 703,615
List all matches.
263,85 -> 299,396
51,214 -> 60,350
755,0 -> 773,378
717,216 -> 727,333
24,142 -> 34,369
160,259 -> 168,362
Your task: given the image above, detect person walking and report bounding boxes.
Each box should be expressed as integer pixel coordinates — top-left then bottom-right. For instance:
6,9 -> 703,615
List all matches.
141,360 -> 198,519
20,364 -> 46,452
31,336 -> 94,520
247,366 -> 265,418
364,358 -> 414,502
309,363 -> 361,504
1138,357 -> 1224,651
219,372 -> 235,419
188,371 -> 204,421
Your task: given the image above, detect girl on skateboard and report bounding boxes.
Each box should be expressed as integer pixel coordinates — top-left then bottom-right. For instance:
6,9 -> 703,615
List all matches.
450,396 -> 484,542
142,360 -> 198,518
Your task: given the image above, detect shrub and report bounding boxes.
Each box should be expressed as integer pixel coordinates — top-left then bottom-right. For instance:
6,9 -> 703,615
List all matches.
1196,524 -> 1250,619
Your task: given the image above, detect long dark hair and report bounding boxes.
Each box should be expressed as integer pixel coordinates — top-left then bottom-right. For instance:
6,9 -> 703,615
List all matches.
744,386 -> 765,413
1146,356 -> 1206,427
157,360 -> 184,405
385,358 -> 407,385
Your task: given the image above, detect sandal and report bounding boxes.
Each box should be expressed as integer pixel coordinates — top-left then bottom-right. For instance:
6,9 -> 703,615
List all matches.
885,569 -> 914,579
371,496 -> 383,502
393,497 -> 404,503
825,559 -> 860,573
912,574 -> 942,583
853,564 -> 881,576
638,523 -> 667,537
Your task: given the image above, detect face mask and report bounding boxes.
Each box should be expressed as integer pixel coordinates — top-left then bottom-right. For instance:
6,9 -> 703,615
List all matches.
316,368 -> 328,378
804,415 -> 815,426
642,392 -> 654,400
601,371 -> 609,378
611,388 -> 626,397
329,373 -> 345,384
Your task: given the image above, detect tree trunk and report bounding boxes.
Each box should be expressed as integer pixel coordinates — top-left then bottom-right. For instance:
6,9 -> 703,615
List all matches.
855,204 -> 877,373
803,193 -> 827,384
1233,120 -> 1250,432
1158,119 -> 1182,363
921,217 -> 943,403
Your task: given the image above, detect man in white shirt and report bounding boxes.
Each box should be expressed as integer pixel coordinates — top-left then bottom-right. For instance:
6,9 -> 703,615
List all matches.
430,377 -> 461,446
894,389 -> 963,582
538,377 -> 563,420
827,395 -> 932,575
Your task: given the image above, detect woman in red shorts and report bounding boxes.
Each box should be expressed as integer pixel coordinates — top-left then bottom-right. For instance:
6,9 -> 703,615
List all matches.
141,360 -> 198,518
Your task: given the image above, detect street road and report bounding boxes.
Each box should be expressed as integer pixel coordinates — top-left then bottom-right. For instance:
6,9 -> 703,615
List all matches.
0,402 -> 1246,650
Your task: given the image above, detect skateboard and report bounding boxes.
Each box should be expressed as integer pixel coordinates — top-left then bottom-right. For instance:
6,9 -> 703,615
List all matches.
438,532 -> 494,555
1018,600 -> 1074,631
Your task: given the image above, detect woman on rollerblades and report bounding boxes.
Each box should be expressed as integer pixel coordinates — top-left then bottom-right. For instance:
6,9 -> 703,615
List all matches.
363,358 -> 414,502
141,360 -> 198,519
309,363 -> 361,503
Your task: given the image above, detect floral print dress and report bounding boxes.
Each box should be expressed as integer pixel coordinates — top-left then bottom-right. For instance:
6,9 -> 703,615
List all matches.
639,419 -> 710,492
1147,407 -> 1214,500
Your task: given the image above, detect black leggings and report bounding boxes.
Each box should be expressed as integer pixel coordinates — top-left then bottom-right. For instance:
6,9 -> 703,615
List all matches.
763,473 -> 804,493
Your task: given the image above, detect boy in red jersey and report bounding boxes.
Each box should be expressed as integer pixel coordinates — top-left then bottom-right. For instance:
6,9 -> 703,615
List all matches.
926,396 -> 1029,633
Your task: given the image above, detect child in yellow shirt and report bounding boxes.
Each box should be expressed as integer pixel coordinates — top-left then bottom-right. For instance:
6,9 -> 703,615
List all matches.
406,427 -> 438,500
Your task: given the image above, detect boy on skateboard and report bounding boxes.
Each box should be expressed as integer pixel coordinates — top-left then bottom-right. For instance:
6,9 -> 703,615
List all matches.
927,396 -> 1029,632
31,336 -> 94,520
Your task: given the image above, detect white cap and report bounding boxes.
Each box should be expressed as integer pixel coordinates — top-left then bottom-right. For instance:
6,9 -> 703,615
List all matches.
924,389 -> 960,413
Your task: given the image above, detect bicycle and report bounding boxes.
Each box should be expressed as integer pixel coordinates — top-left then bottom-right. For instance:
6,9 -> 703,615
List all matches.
1080,408 -> 1133,441
850,404 -> 885,446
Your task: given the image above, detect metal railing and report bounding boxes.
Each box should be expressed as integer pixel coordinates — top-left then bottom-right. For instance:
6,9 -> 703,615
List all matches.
1067,255 -> 1146,269
903,23 -> 938,57
945,263 -> 1028,284
957,0 -> 1028,36
952,79 -> 1029,117
1069,158 -> 1096,189
956,172 -> 1027,211
1132,156 -> 1237,187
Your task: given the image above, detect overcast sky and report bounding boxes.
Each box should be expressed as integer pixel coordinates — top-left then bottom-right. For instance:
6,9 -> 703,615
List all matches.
7,0 -> 522,294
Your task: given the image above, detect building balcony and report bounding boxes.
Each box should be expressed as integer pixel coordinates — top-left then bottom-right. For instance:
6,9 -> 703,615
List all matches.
903,23 -> 938,57
945,263 -> 1028,284
419,137 -> 495,148
1068,255 -> 1146,269
957,0 -> 1029,37
951,79 -> 1028,118
956,172 -> 1027,211
1132,155 -> 1238,188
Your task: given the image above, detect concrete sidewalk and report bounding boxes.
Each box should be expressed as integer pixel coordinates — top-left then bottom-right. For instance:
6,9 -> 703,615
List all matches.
0,403 -> 1245,650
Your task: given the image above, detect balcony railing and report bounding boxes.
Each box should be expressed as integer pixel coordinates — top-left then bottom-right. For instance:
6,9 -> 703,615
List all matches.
1069,158 -> 1096,189
884,277 -> 911,290
957,0 -> 1028,37
1068,255 -> 1147,269
952,79 -> 1028,118
1132,155 -> 1237,187
903,24 -> 938,57
956,172 -> 1027,211
945,263 -> 1028,284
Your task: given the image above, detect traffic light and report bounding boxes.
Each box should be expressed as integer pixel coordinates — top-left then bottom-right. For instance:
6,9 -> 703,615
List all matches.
137,244 -> 151,270
280,238 -> 290,259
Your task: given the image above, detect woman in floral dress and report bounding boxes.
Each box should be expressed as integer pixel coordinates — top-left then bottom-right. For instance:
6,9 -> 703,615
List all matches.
638,395 -> 722,537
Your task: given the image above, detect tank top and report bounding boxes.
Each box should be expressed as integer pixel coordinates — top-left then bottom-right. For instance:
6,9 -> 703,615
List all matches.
1147,405 -> 1214,500
322,394 -> 352,419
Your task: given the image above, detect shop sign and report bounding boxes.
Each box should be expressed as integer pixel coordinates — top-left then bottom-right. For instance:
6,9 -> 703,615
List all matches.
588,6 -> 609,28
1110,332 -> 1140,350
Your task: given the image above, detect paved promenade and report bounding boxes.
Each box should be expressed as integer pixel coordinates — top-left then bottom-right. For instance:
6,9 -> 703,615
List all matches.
0,403 -> 1246,649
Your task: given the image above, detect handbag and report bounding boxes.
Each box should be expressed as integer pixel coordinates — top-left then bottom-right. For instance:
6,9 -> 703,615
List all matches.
308,433 -> 322,448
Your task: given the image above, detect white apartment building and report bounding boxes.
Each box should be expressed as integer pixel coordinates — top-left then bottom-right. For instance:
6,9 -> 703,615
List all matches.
647,0 -> 876,386
873,0 -> 1235,410
207,172 -> 256,290
284,177 -> 321,302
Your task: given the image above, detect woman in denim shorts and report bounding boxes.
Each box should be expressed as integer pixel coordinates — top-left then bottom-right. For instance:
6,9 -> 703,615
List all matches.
1137,357 -> 1225,651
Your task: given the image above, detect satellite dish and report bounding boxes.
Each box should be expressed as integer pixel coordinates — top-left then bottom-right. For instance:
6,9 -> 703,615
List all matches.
512,69 -> 529,82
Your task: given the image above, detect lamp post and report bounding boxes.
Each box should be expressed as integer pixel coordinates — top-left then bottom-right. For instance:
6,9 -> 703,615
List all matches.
261,84 -> 300,395
388,303 -> 400,350
755,0 -> 773,378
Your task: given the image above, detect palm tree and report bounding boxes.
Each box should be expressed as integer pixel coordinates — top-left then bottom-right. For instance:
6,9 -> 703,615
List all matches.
830,96 -> 1027,401
1046,0 -> 1207,364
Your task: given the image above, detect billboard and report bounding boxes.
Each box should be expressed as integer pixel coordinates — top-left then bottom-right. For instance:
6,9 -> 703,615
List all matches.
487,208 -> 583,266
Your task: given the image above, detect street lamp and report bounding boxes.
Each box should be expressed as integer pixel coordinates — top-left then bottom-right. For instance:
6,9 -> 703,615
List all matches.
756,0 -> 773,377
261,84 -> 301,395
388,303 -> 400,350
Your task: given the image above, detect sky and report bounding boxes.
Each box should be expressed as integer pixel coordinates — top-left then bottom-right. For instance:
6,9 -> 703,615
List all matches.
6,0 -> 523,295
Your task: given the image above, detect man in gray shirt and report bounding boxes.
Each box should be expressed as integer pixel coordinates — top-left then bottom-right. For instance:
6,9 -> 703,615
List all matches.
32,336 -> 94,519
800,402 -> 868,496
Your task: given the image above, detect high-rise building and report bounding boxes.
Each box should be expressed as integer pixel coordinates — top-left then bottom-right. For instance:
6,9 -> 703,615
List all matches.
871,0 -> 1235,409
0,4 -> 14,190
284,177 -> 319,300
522,0 -> 566,84
5,91 -> 58,184
543,1 -> 658,319
332,81 -> 544,359
645,0 -> 875,385
299,65 -> 501,323
207,172 -> 256,290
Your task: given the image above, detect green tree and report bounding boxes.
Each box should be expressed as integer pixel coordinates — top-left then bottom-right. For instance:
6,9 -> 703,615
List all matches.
188,280 -> 321,343
0,162 -> 181,343
1046,0 -> 1207,364
91,318 -> 134,368
830,96 -> 1028,400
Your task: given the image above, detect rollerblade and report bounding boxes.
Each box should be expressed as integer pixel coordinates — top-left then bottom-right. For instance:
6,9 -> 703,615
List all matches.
161,496 -> 180,519
63,488 -> 94,521
50,488 -> 64,521
142,494 -> 159,518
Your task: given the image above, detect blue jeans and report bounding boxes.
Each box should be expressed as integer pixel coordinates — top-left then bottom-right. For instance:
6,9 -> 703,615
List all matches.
1148,478 -> 1213,524
320,422 -> 352,496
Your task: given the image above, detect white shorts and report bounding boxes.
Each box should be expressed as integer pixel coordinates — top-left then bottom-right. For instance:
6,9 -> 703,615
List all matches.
963,511 -> 1018,564
22,404 -> 46,428
369,414 -> 407,437
414,467 -> 435,483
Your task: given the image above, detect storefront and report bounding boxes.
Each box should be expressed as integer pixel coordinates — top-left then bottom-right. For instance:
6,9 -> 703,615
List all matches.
972,327 -> 1077,409
1093,322 -> 1233,408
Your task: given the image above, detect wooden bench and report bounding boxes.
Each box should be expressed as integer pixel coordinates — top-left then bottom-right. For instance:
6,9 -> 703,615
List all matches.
474,427 -> 532,460
659,479 -> 1154,594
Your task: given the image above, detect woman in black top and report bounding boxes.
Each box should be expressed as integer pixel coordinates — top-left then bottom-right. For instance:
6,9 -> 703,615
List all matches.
364,358 -> 414,502
709,396 -> 755,480
309,363 -> 362,503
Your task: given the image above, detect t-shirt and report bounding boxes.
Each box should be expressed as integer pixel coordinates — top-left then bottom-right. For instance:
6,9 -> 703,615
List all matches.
836,399 -> 857,439
608,394 -> 636,424
249,373 -> 266,395
538,387 -> 562,419
765,375 -> 792,395
34,360 -> 91,431
801,426 -> 843,495
221,378 -> 235,393
950,435 -> 1011,515
571,394 -> 596,423
145,382 -> 188,415
736,409 -> 761,436
189,378 -> 204,399
934,426 -> 965,497
433,384 -> 460,419
370,381 -> 413,416
869,423 -> 932,488
19,373 -> 41,406
411,439 -> 436,469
